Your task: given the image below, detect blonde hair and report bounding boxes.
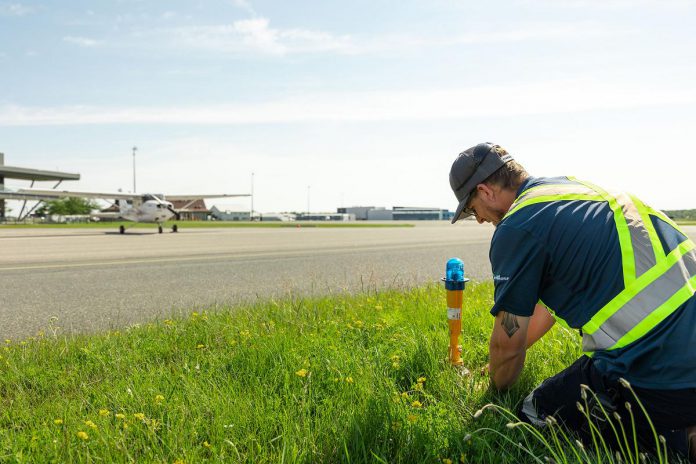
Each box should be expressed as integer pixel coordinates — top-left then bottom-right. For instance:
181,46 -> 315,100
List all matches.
483,146 -> 529,191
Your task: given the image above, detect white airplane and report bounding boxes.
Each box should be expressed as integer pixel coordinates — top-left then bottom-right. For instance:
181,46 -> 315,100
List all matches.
0,188 -> 250,234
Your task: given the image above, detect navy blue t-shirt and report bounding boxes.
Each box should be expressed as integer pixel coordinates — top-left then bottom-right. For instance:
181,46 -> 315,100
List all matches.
490,176 -> 696,389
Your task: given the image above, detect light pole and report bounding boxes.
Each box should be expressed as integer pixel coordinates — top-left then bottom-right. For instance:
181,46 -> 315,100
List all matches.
251,172 -> 255,221
132,146 -> 137,193
307,185 -> 310,215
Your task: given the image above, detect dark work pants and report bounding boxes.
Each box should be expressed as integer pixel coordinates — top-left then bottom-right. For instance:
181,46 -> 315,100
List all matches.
519,356 -> 696,458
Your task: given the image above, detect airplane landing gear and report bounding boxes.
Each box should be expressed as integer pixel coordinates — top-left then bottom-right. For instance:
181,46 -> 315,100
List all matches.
172,224 -> 178,233
119,225 -> 125,234
158,225 -> 163,234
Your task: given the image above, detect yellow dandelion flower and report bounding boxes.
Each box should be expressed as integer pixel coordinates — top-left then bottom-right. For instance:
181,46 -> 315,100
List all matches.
54,419 -> 63,425
76,431 -> 89,440
115,413 -> 126,419
295,369 -> 308,377
345,377 -> 354,383
134,413 -> 145,421
401,392 -> 409,398
407,414 -> 418,423
4,339 -> 10,344
191,311 -> 199,318
443,459 -> 453,464
392,362 -> 399,368
98,409 -> 110,417
123,422 -> 129,429
84,420 -> 98,430
203,441 -> 211,448
155,394 -> 165,404
411,400 -> 422,408
196,344 -> 205,349
417,377 -> 426,383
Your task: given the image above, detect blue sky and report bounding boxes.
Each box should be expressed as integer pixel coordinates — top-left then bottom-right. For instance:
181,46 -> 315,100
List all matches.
1,0 -> 695,213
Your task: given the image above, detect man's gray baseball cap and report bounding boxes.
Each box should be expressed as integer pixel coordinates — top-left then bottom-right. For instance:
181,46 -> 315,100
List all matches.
449,142 -> 514,224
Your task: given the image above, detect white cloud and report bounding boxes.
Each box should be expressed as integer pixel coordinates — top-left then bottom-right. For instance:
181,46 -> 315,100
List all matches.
0,2 -> 32,16
519,0 -> 695,8
137,18 -> 621,57
1,78 -> 694,126
158,18 -> 355,55
63,36 -> 102,47
230,0 -> 257,16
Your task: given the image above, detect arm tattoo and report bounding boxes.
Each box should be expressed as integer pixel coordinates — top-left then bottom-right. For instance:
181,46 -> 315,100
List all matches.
501,312 -> 520,338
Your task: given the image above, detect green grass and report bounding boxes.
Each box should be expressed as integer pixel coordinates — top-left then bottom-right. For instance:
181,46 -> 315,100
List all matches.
0,283 -> 679,463
0,221 -> 412,229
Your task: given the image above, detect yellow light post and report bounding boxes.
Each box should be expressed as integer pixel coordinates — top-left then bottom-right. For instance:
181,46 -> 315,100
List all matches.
443,258 -> 468,366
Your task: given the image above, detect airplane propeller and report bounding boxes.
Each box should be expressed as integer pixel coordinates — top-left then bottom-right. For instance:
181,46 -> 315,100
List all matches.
151,194 -> 181,221
167,205 -> 181,221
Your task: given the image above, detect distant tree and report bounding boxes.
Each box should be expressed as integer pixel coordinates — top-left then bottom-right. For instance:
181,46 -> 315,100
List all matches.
35,197 -> 100,216
664,209 -> 696,221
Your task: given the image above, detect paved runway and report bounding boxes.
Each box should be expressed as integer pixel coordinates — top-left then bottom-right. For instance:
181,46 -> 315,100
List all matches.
2,223 -> 694,340
0,222 -> 495,339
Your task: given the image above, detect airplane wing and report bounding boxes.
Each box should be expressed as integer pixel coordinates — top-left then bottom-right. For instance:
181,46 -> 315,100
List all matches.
164,194 -> 251,200
0,188 -> 53,201
6,188 -> 138,200
0,189 -> 250,202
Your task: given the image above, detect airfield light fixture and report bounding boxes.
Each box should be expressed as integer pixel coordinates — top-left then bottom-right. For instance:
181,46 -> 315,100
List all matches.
442,257 -> 468,366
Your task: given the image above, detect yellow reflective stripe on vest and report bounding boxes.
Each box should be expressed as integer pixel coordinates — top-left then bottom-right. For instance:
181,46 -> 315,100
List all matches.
514,183 -> 596,204
504,178 -> 693,353
631,194 -> 665,261
582,240 -> 696,351
505,193 -> 604,219
569,178 -> 638,285
613,269 -> 696,350
504,181 -> 603,220
644,203 -> 687,237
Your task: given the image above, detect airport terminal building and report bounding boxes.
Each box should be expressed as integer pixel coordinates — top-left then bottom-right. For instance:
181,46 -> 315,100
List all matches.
338,206 -> 452,221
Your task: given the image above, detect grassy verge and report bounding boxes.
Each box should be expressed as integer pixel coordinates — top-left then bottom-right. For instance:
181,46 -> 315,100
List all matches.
0,221 -> 413,229
0,283 -> 645,463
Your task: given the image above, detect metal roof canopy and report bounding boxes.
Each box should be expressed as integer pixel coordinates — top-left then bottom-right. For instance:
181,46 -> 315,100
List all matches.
0,165 -> 80,182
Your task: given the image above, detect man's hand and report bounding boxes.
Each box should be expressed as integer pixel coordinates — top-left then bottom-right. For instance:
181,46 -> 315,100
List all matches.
489,310 -> 530,391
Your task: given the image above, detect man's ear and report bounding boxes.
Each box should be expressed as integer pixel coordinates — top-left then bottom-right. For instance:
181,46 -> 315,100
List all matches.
477,183 -> 496,201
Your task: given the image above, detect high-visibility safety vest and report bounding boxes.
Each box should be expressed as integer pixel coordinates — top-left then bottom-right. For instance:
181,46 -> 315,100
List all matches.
503,177 -> 696,353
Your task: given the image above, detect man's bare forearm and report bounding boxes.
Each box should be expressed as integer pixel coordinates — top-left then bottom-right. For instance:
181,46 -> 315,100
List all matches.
489,311 -> 529,390
489,343 -> 526,390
